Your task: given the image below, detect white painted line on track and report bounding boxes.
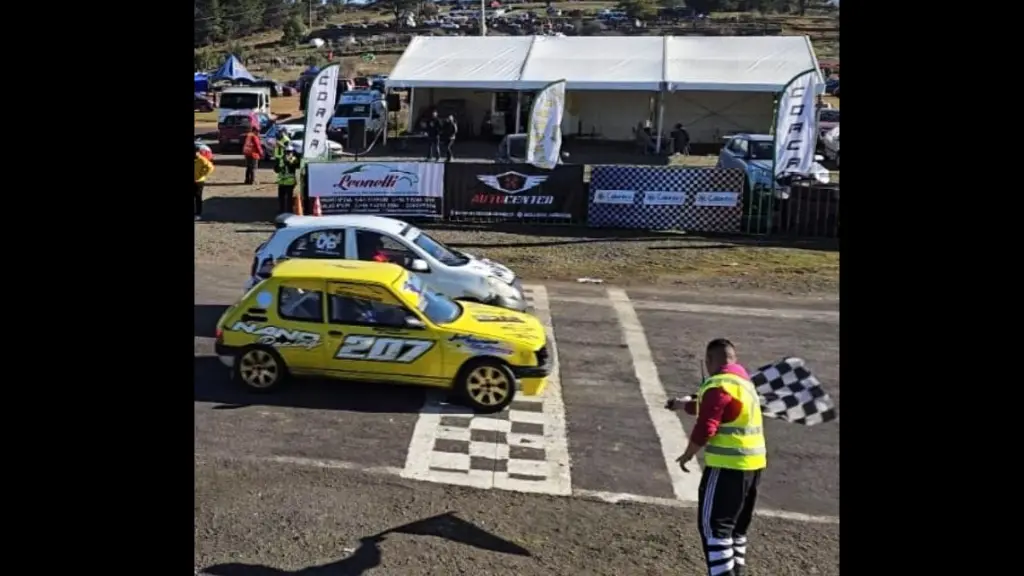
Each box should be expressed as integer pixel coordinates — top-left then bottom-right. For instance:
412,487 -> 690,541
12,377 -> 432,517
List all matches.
401,391 -> 448,483
551,295 -> 839,322
498,284 -> 572,496
202,453 -> 838,525
607,287 -> 703,503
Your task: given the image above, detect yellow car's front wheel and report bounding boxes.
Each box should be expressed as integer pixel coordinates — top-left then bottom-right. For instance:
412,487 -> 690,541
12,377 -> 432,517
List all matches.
456,359 -> 517,413
233,345 -> 288,392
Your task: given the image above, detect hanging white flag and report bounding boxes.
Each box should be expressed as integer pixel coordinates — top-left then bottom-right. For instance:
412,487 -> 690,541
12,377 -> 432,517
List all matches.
773,70 -> 820,180
303,63 -> 340,161
526,79 -> 566,170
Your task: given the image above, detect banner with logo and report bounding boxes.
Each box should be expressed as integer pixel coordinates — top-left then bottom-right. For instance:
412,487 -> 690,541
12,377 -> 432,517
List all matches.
307,161 -> 445,217
773,69 -> 820,179
588,166 -> 744,232
303,64 -> 341,160
526,79 -> 566,170
443,163 -> 586,223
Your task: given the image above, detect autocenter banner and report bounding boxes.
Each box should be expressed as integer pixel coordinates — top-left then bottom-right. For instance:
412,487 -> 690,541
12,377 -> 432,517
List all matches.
306,161 -> 445,217
443,163 -> 586,223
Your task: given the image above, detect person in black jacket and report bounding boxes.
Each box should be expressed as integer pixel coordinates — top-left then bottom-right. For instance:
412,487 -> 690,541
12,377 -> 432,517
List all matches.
440,115 -> 458,162
424,110 -> 442,161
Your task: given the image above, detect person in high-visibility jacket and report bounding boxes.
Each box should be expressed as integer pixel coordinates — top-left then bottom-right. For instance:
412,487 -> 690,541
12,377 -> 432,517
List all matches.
669,338 -> 766,576
241,126 -> 263,185
274,130 -> 292,161
274,142 -> 302,214
194,143 -> 215,221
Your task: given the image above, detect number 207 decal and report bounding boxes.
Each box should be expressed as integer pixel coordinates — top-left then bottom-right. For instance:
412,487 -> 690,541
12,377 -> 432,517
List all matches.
334,335 -> 433,363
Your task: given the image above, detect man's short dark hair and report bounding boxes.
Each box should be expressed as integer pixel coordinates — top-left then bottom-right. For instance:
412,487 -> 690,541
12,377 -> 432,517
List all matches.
706,338 -> 735,355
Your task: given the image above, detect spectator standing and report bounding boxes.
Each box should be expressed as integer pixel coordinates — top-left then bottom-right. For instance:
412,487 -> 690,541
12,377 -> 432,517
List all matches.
275,142 -> 302,214
424,110 -> 442,161
194,144 -> 215,221
671,123 -> 690,156
241,126 -> 264,185
440,114 -> 458,163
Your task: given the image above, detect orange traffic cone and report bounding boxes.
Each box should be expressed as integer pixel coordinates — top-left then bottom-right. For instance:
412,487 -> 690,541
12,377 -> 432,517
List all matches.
312,196 -> 323,216
292,194 -> 304,216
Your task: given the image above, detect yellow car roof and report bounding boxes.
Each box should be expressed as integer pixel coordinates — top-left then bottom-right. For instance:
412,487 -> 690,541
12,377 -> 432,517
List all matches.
271,259 -> 406,284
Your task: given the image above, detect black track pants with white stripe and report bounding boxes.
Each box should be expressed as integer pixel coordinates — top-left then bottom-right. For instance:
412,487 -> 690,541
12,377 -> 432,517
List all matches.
697,467 -> 762,576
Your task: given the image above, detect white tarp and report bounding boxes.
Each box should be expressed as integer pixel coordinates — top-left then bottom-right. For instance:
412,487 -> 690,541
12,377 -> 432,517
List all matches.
387,35 -> 821,93
519,37 -> 664,91
386,36 -> 533,90
665,36 -> 823,92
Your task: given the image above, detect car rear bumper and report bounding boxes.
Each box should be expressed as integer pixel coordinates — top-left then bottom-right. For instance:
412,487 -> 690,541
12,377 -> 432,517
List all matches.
215,342 -> 238,368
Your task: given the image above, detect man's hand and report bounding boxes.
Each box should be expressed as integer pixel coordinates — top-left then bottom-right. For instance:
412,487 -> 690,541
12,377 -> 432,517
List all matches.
665,395 -> 694,411
676,453 -> 695,473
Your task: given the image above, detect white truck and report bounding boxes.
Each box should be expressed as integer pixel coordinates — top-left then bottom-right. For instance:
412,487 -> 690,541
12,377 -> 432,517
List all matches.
217,86 -> 271,122
328,90 -> 387,148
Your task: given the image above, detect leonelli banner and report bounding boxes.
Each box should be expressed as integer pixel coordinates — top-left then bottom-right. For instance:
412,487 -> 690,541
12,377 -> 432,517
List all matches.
307,162 -> 445,217
444,163 -> 586,222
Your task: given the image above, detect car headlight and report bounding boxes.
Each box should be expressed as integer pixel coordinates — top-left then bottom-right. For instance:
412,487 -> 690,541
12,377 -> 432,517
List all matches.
487,276 -> 522,301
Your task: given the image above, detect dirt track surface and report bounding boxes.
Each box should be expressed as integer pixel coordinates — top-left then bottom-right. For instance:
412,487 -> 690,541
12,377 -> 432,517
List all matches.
195,261 -> 839,575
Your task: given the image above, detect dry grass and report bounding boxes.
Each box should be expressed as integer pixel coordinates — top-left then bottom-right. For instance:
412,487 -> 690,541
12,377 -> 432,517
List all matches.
195,163 -> 838,295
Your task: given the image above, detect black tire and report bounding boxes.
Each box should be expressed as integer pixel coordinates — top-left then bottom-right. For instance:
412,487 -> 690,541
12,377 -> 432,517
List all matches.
232,345 -> 289,392
454,358 -> 517,413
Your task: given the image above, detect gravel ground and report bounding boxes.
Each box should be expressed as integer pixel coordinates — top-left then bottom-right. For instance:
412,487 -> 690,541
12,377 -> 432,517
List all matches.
195,456 -> 839,576
195,162 -> 838,295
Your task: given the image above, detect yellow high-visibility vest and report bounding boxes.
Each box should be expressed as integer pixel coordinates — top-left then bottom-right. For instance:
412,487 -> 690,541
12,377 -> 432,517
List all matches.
697,373 -> 767,471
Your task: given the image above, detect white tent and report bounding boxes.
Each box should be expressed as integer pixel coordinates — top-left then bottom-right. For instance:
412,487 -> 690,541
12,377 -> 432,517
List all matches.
387,35 -> 822,143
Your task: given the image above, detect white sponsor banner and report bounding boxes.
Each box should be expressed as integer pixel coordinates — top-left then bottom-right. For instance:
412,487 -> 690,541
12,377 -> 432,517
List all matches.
303,64 -> 340,161
773,70 -> 820,179
643,191 -> 687,206
308,162 -> 444,197
593,190 -> 636,204
694,192 -> 740,207
526,79 -> 566,170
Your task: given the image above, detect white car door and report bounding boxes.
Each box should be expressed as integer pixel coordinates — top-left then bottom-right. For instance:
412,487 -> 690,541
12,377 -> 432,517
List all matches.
351,229 -> 473,300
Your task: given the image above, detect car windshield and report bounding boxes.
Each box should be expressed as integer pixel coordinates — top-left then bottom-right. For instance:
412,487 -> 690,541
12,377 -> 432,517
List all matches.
220,93 -> 259,109
407,273 -> 462,324
410,229 -> 469,266
336,103 -> 370,118
819,109 -> 840,123
750,141 -> 773,160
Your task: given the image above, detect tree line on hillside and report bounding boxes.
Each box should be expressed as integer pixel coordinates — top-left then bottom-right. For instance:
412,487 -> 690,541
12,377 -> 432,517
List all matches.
194,0 -> 830,48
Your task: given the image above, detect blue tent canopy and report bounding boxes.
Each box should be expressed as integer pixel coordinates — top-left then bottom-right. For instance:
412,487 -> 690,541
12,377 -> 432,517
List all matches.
210,54 -> 255,83
194,72 -> 209,93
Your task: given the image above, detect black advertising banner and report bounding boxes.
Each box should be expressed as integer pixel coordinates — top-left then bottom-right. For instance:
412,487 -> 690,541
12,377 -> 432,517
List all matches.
444,163 -> 586,222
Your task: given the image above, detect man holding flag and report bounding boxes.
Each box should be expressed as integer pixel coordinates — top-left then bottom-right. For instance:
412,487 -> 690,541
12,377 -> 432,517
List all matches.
671,338 -> 765,576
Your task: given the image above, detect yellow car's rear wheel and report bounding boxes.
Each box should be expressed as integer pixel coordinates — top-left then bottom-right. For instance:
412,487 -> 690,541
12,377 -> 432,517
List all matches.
233,345 -> 288,392
457,359 -> 517,413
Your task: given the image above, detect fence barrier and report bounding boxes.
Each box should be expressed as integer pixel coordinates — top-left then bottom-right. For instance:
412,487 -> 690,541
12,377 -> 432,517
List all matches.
302,161 -> 839,240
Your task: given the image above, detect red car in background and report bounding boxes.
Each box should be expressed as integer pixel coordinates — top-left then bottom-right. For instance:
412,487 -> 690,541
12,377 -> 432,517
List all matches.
217,111 -> 271,151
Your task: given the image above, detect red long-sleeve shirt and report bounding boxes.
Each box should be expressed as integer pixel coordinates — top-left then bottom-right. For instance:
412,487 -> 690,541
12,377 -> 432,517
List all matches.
682,363 -> 750,446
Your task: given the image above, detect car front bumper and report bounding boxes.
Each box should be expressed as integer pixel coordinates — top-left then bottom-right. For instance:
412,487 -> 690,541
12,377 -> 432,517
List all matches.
510,341 -> 552,396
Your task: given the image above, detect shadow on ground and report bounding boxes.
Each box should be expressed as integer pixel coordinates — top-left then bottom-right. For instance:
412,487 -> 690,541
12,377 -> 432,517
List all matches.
195,304 -> 229,338
194,356 -> 429,414
200,512 -> 530,576
201,196 -> 279,224
421,222 -> 838,252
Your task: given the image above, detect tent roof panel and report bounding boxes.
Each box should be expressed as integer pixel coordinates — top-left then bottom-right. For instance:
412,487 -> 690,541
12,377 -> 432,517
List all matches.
519,36 -> 665,91
386,36 -> 533,89
665,36 -> 821,92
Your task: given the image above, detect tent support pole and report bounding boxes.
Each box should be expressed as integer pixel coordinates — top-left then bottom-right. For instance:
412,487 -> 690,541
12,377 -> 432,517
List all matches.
407,88 -> 416,135
515,92 -> 522,134
655,90 -> 665,154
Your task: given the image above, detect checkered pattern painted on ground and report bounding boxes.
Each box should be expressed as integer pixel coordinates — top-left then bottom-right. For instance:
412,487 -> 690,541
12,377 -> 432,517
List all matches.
588,166 -> 745,232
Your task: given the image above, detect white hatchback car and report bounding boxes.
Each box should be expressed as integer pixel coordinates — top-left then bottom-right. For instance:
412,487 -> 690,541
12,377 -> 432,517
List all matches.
246,215 -> 528,311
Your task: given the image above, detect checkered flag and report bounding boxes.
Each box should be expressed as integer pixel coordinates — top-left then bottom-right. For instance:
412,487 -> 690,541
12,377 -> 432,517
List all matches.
750,357 -> 837,426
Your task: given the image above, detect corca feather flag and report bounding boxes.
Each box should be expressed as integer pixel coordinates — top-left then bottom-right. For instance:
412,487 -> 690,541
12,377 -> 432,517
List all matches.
303,63 -> 340,161
772,70 -> 821,180
750,357 -> 837,426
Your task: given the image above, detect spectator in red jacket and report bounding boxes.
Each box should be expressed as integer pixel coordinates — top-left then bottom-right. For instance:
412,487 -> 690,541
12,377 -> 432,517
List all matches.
241,126 -> 264,185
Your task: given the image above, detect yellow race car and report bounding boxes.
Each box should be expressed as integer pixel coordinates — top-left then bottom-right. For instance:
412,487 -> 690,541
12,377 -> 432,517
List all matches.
214,259 -> 551,413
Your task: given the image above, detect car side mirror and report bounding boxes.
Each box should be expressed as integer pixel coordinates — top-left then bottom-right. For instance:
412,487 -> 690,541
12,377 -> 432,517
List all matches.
405,316 -> 425,329
410,259 -> 430,273
814,154 -> 825,162
560,151 -> 570,158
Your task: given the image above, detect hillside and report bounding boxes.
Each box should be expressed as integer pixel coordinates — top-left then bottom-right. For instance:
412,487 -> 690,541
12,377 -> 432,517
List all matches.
194,1 -> 839,84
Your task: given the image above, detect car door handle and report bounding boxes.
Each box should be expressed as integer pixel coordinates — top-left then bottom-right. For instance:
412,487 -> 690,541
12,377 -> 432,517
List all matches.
328,330 -> 343,337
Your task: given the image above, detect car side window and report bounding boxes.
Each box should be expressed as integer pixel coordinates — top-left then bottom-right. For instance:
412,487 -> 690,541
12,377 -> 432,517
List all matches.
286,229 -> 346,259
278,285 -> 324,323
355,230 -> 414,266
328,294 -> 411,328
735,139 -> 749,158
